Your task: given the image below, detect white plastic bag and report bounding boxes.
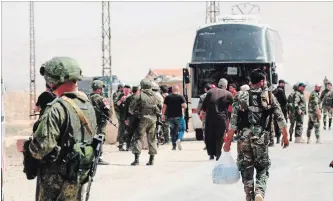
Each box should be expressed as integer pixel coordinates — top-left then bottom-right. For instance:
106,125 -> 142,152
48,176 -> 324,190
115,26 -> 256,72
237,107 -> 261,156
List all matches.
212,152 -> 240,184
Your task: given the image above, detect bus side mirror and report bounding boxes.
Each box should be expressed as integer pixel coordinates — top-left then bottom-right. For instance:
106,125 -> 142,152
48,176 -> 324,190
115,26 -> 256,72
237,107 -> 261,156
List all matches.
183,68 -> 190,84
272,73 -> 278,85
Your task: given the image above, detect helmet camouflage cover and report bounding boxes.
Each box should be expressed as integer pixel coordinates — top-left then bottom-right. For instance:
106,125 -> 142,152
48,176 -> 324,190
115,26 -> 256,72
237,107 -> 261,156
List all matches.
39,57 -> 82,88
91,80 -> 105,90
140,79 -> 152,90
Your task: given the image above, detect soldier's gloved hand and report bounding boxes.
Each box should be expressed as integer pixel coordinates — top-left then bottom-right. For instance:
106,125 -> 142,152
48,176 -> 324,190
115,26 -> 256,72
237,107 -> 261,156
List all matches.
329,161 -> 333,168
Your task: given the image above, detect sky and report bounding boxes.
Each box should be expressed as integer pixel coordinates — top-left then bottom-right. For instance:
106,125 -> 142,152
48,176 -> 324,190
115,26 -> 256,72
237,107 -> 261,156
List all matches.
2,1 -> 333,91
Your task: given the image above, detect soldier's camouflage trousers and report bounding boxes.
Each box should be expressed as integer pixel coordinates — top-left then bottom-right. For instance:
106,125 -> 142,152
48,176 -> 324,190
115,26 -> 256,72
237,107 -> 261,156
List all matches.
132,116 -> 158,155
323,107 -> 333,127
117,120 -> 127,146
306,114 -> 320,139
289,113 -> 296,136
162,121 -> 170,143
294,113 -> 304,137
36,173 -> 85,201
237,129 -> 271,201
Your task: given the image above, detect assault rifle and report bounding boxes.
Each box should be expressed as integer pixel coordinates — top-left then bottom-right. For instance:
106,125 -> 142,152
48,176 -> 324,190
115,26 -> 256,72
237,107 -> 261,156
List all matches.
85,133 -> 105,201
93,106 -> 118,128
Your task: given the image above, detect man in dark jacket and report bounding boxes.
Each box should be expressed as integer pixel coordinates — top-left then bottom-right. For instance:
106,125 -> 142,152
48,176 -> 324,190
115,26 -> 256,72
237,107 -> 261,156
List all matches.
273,79 -> 288,143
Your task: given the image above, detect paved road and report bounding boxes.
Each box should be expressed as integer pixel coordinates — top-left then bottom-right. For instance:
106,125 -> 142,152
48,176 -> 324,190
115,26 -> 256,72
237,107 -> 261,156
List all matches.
4,126 -> 333,201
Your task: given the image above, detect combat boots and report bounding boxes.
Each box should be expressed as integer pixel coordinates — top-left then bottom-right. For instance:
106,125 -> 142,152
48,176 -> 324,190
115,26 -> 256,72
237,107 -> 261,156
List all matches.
146,155 -> 154,166
289,134 -> 293,142
131,153 -> 140,166
295,137 -> 306,144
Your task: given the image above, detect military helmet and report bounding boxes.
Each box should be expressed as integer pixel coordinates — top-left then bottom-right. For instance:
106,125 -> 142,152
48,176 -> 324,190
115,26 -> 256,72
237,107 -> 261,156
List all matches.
91,80 -> 105,90
140,79 -> 152,89
40,57 -> 82,88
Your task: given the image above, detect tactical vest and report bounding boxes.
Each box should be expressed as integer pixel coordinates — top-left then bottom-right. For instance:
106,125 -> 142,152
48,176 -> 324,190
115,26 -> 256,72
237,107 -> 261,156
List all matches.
248,91 -> 264,125
140,91 -> 159,116
42,93 -> 97,184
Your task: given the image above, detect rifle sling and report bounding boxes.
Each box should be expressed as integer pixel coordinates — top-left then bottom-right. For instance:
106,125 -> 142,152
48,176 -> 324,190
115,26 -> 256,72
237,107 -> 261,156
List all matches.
62,96 -> 93,136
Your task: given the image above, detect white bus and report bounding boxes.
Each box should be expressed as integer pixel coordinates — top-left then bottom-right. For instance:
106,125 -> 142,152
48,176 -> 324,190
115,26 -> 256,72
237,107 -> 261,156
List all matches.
183,15 -> 284,140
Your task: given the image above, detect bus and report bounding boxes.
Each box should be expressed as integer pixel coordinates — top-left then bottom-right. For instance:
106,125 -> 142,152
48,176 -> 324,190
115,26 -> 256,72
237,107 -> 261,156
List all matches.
183,15 -> 283,140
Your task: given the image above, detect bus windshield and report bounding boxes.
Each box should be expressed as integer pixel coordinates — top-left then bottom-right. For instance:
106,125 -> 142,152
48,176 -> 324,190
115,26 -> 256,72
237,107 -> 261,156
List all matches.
192,24 -> 266,62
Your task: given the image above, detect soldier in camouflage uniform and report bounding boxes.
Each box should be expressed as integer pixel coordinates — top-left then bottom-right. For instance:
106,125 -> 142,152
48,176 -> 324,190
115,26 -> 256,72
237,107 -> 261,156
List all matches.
125,86 -> 140,150
152,82 -> 164,144
293,82 -> 307,143
129,79 -> 161,166
115,84 -> 131,151
287,83 -> 298,142
89,80 -> 110,165
224,69 -> 289,201
320,81 -> 332,130
16,57 -> 97,201
306,84 -> 322,144
160,85 -> 170,144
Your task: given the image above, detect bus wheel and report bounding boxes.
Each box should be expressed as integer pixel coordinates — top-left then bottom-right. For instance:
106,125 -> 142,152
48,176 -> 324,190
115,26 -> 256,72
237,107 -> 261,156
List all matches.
195,129 -> 204,141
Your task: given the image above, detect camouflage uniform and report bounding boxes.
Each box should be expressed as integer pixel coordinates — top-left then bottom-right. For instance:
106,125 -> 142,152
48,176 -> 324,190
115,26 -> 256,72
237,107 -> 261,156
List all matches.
293,90 -> 307,139
320,83 -> 333,130
27,57 -> 97,201
306,90 -> 321,142
230,87 -> 287,201
152,82 -> 164,144
287,84 -> 298,141
124,86 -> 140,148
129,79 -> 160,166
89,80 -> 110,135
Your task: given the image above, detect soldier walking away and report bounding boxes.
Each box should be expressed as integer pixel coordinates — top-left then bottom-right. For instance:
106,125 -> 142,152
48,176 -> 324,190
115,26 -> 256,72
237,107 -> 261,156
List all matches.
125,86 -> 140,151
293,82 -> 307,143
223,69 -> 289,201
113,84 -> 124,142
160,85 -> 171,144
320,81 -> 332,130
198,84 -> 213,150
89,80 -> 111,165
201,78 -> 233,161
16,57 -> 98,200
306,84 -> 322,144
272,80 -> 288,144
129,79 -> 160,166
287,84 -> 298,142
162,85 -> 187,151
116,84 -> 131,151
34,84 -> 56,117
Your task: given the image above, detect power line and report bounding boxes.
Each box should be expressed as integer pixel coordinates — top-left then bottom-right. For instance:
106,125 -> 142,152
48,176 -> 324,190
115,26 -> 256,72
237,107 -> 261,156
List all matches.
205,1 -> 220,24
29,1 -> 36,120
102,1 -> 112,98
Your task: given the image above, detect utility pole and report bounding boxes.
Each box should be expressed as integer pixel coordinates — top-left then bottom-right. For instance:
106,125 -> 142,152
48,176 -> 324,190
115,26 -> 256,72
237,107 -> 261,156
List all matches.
29,1 -> 36,120
101,1 -> 112,98
205,1 -> 220,24
231,3 -> 260,15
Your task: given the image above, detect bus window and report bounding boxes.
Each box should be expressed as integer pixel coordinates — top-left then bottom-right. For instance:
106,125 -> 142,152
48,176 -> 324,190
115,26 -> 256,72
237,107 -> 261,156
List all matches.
192,24 -> 267,62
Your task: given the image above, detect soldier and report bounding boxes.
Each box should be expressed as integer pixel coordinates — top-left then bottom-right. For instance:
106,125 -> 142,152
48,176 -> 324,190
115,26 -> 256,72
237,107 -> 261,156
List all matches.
223,69 -> 289,201
152,82 -> 164,144
16,57 -> 97,200
125,86 -> 140,150
160,85 -> 171,144
89,80 -> 111,165
287,84 -> 298,141
306,84 -> 322,144
115,84 -> 131,151
129,79 -> 160,166
320,81 -> 332,130
113,84 -> 124,119
293,82 -> 307,143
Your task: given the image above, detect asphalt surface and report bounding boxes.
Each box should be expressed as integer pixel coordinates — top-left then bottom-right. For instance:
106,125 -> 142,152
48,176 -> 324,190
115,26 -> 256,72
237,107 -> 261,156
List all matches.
4,122 -> 333,201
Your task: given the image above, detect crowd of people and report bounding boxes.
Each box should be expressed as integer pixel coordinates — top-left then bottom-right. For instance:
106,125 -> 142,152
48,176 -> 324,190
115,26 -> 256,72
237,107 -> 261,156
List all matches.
13,56 -> 333,201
